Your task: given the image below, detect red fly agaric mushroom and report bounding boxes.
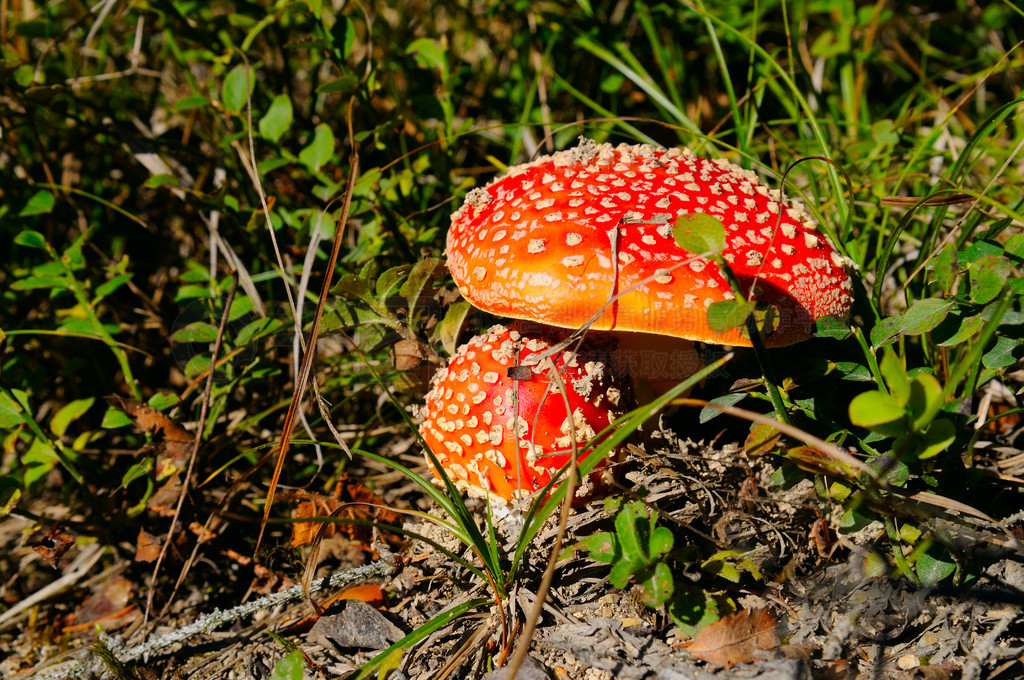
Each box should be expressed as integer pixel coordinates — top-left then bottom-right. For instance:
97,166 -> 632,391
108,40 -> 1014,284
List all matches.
418,324 -> 630,506
446,138 -> 853,362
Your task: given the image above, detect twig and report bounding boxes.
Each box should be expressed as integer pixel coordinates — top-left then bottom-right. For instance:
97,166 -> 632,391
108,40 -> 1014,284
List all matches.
28,559 -> 395,680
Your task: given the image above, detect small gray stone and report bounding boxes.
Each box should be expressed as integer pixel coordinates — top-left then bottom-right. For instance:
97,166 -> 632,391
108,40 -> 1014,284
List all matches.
481,655 -> 552,680
307,599 -> 404,651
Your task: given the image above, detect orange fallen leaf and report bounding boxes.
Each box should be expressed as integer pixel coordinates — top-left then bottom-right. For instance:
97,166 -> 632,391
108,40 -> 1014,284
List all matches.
134,528 -> 161,563
334,583 -> 384,606
686,607 -> 778,669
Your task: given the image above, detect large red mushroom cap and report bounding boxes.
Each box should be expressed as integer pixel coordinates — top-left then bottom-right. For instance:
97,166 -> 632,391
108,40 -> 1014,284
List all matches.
418,324 -> 630,506
447,138 -> 854,347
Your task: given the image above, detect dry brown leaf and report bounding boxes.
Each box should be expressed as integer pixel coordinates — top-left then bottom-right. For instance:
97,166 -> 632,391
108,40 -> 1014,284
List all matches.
686,607 -> 778,669
286,475 -> 400,548
109,396 -> 192,474
31,523 -> 76,568
147,474 -> 182,517
65,575 -> 137,632
134,528 -> 161,563
810,518 -> 833,557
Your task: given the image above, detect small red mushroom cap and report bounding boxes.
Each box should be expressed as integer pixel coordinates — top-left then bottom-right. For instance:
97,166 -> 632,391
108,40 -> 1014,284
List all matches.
418,324 -> 630,506
446,138 -> 854,347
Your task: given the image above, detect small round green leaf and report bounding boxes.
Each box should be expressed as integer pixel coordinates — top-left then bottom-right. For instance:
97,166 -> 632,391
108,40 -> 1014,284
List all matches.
849,390 -> 905,428
672,213 -> 726,255
969,254 -> 1011,304
268,650 -> 305,680
916,546 -> 955,585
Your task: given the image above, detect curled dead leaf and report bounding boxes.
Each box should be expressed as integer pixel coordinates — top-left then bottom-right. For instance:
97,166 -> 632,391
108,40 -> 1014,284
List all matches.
31,523 -> 76,568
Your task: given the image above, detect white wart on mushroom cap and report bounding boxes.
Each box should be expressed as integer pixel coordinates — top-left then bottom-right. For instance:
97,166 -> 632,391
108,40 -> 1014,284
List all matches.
447,138 -> 854,347
418,324 -> 629,505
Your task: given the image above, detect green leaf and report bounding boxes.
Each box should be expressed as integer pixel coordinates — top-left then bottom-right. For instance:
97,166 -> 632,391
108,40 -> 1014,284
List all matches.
638,561 -> 674,607
969,254 -> 1011,304
906,372 -> 944,431
13,63 -> 34,87
672,213 -> 726,255
333,272 -> 372,304
95,273 -> 132,299
101,406 -> 132,429
849,390 -> 905,429
669,587 -> 723,638
815,315 -> 852,340
269,650 -> 305,680
1005,233 -> 1024,259
0,391 -> 26,429
298,123 -> 335,171
614,502 -> 646,563
959,240 -> 1003,264
917,419 -> 955,459
14,229 -> 48,248
835,361 -> 873,382
406,37 -> 447,72
148,393 -> 180,410
879,351 -> 910,405
861,551 -> 888,578
316,75 -> 358,94
900,298 -> 952,335
932,243 -> 957,292
122,457 -> 153,487
58,317 -> 107,338
870,316 -> 902,347
259,94 -> 293,142
434,301 -> 472,357
376,265 -> 410,300
19,190 -> 55,216
13,274 -> 70,292
400,258 -> 442,309
706,299 -> 754,335
983,336 -> 1024,369
699,392 -> 745,423
50,398 -> 94,437
222,65 -> 253,114
702,558 -> 740,583
649,526 -> 674,557
0,476 -> 22,518
839,507 -> 875,532
933,313 -> 984,346
143,174 -> 180,189
609,556 -> 644,589
171,321 -> 219,343
174,95 -> 209,111
584,531 -> 618,563
916,546 -> 955,585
